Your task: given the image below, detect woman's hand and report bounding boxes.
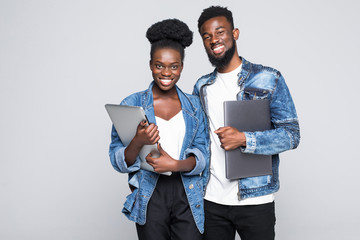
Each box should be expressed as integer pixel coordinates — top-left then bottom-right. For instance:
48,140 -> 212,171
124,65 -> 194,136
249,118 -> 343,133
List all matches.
133,120 -> 160,147
145,144 -> 177,173
124,120 -> 160,167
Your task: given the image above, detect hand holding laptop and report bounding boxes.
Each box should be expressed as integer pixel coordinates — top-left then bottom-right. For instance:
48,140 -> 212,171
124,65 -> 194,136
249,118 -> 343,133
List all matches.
214,126 -> 246,151
105,104 -> 170,175
124,119 -> 160,167
133,120 -> 160,147
223,100 -> 273,179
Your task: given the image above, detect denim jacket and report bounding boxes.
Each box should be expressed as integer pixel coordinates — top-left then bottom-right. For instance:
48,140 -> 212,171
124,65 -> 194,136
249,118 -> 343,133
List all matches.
109,82 -> 210,233
193,57 -> 300,200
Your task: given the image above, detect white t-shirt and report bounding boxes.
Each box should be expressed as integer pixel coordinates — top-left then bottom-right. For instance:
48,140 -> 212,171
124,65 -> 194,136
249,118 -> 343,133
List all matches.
204,64 -> 274,205
155,111 -> 185,160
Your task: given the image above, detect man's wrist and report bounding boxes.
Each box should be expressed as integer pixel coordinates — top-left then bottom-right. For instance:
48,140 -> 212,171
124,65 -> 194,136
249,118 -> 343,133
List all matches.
242,132 -> 256,153
239,132 -> 247,147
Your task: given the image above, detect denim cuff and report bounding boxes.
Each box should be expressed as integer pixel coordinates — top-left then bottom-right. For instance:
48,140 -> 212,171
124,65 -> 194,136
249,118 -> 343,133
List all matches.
242,132 -> 256,154
182,148 -> 206,176
128,173 -> 140,189
115,147 -> 141,173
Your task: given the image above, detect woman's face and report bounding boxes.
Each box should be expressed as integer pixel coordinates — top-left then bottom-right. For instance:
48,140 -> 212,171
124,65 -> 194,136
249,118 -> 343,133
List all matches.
150,48 -> 183,92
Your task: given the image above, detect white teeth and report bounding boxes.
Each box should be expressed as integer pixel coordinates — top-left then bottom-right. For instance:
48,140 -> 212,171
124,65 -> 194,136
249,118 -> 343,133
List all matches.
160,79 -> 172,85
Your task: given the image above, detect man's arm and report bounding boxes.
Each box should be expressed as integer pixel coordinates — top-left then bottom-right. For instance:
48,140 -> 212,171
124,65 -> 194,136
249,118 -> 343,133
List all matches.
215,75 -> 300,155
242,75 -> 300,155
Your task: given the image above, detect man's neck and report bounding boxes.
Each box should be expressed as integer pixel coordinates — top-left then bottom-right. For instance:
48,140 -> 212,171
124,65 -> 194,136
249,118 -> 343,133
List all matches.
217,54 -> 242,73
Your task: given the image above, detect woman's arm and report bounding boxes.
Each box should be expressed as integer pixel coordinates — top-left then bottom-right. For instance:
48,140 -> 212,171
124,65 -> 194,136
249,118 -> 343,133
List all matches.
109,120 -> 160,173
146,99 -> 209,175
145,144 -> 196,173
124,121 -> 160,167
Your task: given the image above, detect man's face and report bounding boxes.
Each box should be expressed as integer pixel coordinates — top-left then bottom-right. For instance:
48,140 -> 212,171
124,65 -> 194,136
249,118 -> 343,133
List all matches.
200,16 -> 239,69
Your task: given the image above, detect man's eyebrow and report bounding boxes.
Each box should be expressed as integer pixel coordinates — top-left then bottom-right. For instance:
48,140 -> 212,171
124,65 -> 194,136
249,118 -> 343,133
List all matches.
201,26 -> 225,37
201,32 -> 209,37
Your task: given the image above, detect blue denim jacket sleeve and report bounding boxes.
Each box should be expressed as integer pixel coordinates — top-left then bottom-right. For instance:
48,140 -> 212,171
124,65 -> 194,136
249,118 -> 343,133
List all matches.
183,100 -> 208,176
109,125 -> 141,173
242,75 -> 300,155
108,98 -> 142,173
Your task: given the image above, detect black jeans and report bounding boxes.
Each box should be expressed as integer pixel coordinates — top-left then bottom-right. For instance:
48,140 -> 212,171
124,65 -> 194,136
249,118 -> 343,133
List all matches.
204,200 -> 276,240
136,173 -> 202,240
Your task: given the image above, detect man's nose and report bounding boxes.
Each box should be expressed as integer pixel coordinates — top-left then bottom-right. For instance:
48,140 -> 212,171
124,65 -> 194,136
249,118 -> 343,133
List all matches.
211,35 -> 219,44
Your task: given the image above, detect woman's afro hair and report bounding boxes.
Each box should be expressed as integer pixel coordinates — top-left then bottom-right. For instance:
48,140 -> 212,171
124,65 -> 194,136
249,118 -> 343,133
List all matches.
146,19 -> 193,48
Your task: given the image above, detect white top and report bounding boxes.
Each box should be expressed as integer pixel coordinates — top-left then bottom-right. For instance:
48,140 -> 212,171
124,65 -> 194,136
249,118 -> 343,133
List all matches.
155,111 -> 185,160
204,64 -> 274,205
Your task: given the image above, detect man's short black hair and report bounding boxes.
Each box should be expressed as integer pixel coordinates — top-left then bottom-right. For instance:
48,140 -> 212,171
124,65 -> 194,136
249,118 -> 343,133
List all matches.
197,6 -> 234,32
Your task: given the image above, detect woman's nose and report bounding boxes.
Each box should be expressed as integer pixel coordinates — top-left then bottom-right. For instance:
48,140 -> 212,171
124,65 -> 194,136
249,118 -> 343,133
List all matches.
161,67 -> 171,76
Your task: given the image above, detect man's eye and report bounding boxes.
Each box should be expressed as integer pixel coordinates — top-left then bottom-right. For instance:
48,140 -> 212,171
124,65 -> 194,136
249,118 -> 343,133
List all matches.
217,31 -> 224,35
203,35 -> 210,40
171,65 -> 179,70
156,64 -> 163,69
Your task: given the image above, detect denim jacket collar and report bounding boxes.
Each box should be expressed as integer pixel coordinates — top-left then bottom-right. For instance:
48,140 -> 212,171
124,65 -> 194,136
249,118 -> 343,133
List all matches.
142,81 -> 197,120
205,56 -> 251,87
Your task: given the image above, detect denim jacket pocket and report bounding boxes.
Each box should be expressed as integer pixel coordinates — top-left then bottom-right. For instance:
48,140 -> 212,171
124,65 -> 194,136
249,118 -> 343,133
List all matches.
243,88 -> 270,100
240,175 -> 272,189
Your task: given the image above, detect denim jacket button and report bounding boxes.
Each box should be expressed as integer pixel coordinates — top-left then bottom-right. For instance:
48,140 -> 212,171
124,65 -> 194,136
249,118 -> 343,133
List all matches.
195,204 -> 200,208
189,184 -> 194,189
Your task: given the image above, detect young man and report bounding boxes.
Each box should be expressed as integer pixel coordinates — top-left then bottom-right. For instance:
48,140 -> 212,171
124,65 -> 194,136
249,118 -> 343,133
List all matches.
193,6 -> 300,240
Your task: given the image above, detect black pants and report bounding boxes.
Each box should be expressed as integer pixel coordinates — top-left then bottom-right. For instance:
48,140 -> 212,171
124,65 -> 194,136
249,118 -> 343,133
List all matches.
204,200 -> 276,240
136,173 -> 202,240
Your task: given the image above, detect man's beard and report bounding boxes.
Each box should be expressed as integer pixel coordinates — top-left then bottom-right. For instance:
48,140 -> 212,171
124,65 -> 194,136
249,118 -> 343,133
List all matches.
207,40 -> 236,69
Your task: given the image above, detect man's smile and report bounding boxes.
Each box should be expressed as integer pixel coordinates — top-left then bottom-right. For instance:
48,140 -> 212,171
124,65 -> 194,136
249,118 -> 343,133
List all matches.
212,44 -> 225,55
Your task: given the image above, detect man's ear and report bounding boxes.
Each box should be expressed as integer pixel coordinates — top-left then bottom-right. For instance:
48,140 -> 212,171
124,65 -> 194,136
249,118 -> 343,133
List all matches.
233,28 -> 240,40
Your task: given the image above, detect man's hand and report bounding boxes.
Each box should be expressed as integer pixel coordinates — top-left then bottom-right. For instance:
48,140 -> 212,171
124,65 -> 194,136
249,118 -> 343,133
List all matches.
214,126 -> 246,151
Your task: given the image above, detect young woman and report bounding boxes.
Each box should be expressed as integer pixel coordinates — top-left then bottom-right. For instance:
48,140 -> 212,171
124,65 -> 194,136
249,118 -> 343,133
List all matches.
109,19 -> 209,240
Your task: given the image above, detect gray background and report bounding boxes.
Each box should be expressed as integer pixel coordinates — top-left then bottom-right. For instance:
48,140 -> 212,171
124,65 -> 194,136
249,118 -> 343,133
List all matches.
1,0 -> 359,239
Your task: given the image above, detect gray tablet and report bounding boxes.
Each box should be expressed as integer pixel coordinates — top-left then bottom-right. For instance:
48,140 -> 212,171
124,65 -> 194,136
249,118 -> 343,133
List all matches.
105,104 -> 171,175
224,100 -> 272,179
